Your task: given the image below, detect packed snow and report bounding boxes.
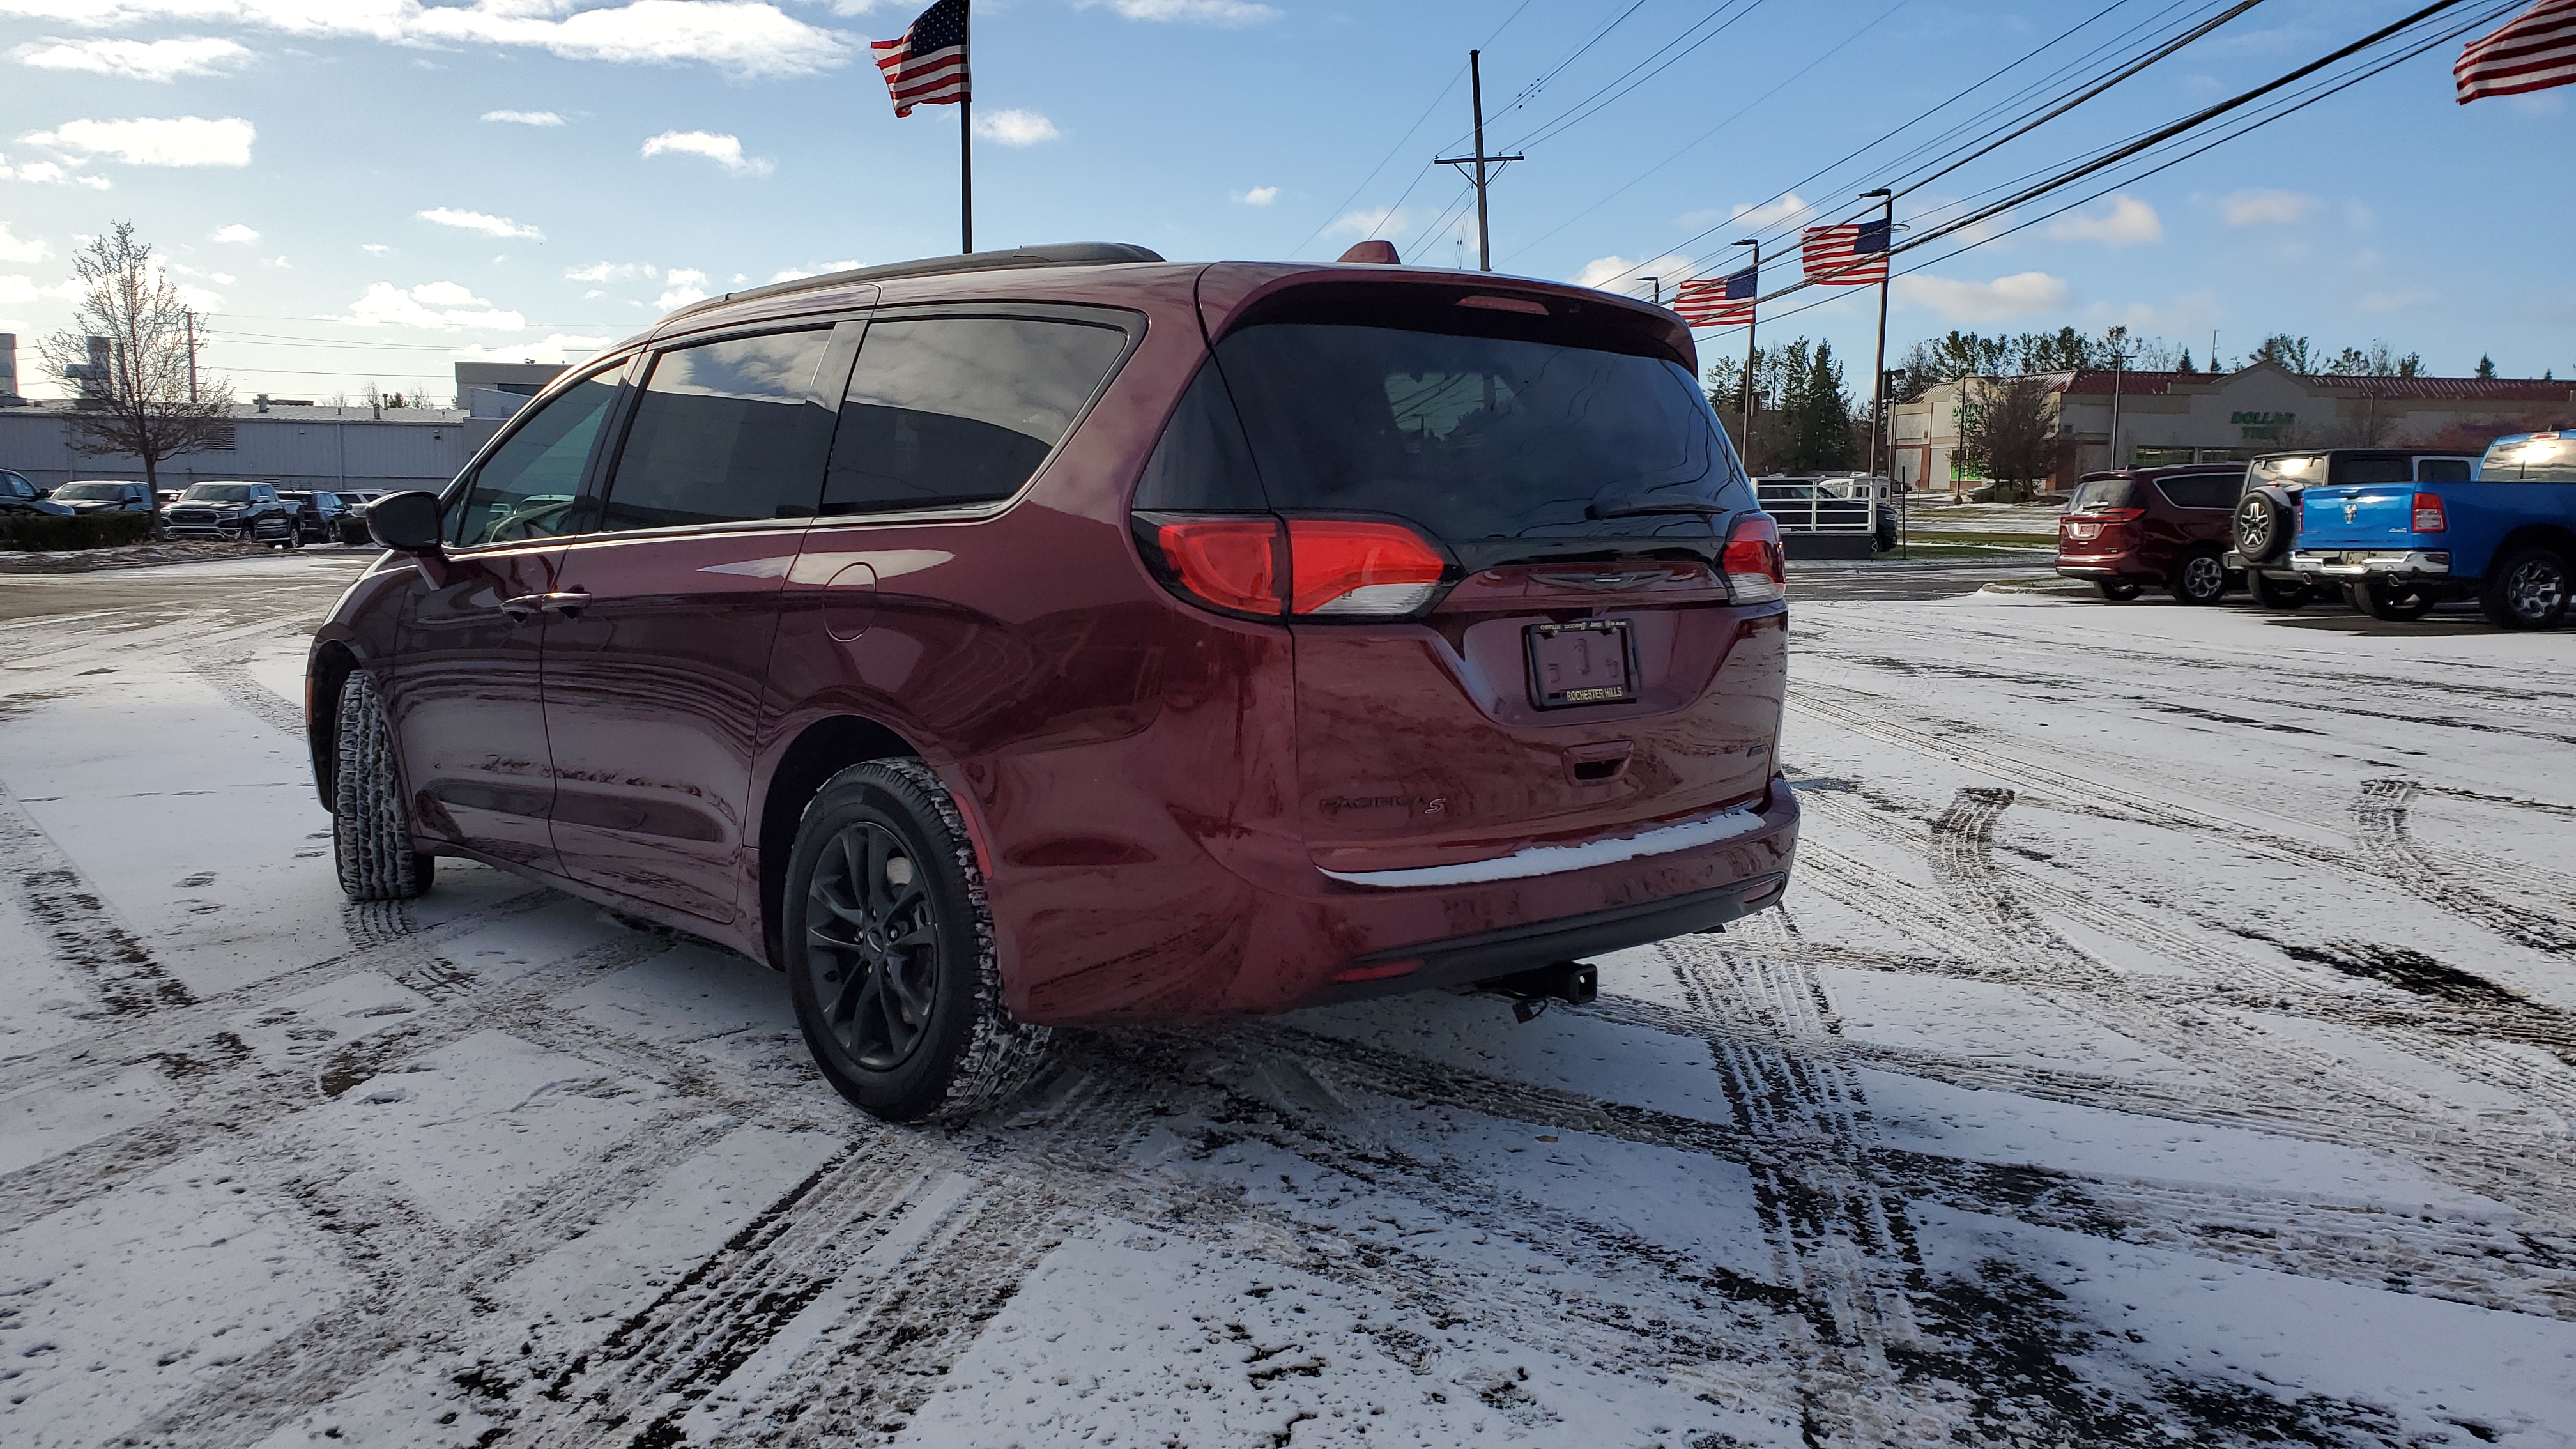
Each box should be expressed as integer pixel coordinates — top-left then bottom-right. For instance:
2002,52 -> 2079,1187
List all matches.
3,553 -> 2573,1447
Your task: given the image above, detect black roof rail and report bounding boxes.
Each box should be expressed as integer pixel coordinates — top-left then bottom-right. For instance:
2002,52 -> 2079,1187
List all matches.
658,242 -> 1168,326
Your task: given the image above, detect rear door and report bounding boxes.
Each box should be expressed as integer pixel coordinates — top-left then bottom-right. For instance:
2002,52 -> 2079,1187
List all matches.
2304,453 -> 2419,548
540,323 -> 855,924
1202,289 -> 1781,877
2152,471 -> 2239,545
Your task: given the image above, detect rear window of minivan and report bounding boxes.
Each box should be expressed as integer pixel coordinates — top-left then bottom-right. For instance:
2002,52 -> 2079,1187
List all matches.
1190,305 -> 1749,544
2067,478 -> 2138,512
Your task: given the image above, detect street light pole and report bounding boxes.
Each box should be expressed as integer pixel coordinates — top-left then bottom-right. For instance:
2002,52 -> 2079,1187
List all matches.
1641,276 -> 1660,306
1734,238 -> 1758,473
1862,188 -> 1894,479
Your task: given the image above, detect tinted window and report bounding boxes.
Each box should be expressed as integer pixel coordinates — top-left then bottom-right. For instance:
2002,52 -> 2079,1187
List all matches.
2251,455 -> 2323,485
1212,322 -> 1748,543
183,484 -> 256,502
823,316 -> 1128,516
54,483 -> 127,500
2155,475 -> 2239,510
2415,457 -> 2472,483
2479,435 -> 2576,482
1,474 -> 31,498
450,365 -> 624,546
600,330 -> 835,532
2333,454 -> 2411,485
1132,362 -> 1267,511
2067,478 -> 2138,512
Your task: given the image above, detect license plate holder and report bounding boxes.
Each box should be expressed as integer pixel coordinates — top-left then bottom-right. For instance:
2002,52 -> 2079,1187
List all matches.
1526,618 -> 1636,709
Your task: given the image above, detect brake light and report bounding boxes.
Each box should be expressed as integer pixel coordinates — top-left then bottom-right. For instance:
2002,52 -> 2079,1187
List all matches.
1722,512 -> 1786,604
1288,519 -> 1448,615
1153,516 -> 1284,616
2094,507 -> 2145,523
2411,493 -> 2446,533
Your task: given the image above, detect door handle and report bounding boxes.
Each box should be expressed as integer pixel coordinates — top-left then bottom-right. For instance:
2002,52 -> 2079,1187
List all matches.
498,590 -> 588,620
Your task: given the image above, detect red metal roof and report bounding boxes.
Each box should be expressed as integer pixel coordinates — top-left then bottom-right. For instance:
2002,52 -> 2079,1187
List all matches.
2043,368 -> 2572,402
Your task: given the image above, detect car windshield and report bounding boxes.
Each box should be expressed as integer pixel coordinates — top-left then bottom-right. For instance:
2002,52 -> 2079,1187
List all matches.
2251,455 -> 2323,485
54,483 -> 128,500
1211,320 -> 1750,544
2067,478 -> 2138,512
181,484 -> 256,502
2478,435 -> 2576,482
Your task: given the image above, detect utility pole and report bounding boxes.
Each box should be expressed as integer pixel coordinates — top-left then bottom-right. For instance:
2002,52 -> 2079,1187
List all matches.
1862,189 -> 1894,479
185,309 -> 199,403
1734,238 -> 1759,473
1437,50 -> 1523,272
2108,346 -> 2126,472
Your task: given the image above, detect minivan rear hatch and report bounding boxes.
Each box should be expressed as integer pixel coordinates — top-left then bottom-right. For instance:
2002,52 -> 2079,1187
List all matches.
1193,277 -> 1783,877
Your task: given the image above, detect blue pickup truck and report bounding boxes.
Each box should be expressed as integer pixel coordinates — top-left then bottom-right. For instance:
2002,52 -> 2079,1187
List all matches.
2289,431 -> 2575,627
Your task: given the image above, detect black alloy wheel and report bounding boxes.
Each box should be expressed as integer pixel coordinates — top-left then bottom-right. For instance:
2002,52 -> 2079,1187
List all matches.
2094,580 -> 2142,602
2480,545 -> 2571,630
2170,551 -> 2230,606
2348,578 -> 2436,622
783,759 -> 1054,1124
2244,570 -> 2310,611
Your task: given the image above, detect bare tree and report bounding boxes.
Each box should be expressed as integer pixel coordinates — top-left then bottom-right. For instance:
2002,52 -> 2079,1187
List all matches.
1956,376 -> 2067,501
38,222 -> 235,492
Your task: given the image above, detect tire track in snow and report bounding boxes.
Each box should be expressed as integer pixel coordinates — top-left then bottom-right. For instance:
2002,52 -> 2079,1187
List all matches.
0,779 -> 194,1019
2354,778 -> 2576,958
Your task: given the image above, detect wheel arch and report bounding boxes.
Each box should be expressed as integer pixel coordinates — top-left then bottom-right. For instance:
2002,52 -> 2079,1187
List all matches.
2485,523 -> 2576,579
307,639 -> 362,811
755,712 -> 926,968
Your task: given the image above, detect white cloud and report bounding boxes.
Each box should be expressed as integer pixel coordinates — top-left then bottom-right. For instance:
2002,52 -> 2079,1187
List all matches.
2222,188 -> 2318,226
0,275 -> 37,305
169,260 -> 235,285
342,280 -> 525,331
1328,206 -> 1412,239
0,222 -> 47,263
1233,185 -> 1278,206
656,266 -> 710,310
972,109 -> 1059,146
480,109 -> 566,126
361,241 -> 392,254
1720,192 -> 1815,231
640,128 -> 772,175
1569,253 -> 1694,294
0,153 -> 70,183
2044,194 -> 2161,246
450,332 -> 613,364
1077,0 -> 1279,22
0,1 -> 855,78
2358,289 -> 2438,314
418,206 -> 542,240
767,259 -> 862,282
13,35 -> 250,80
210,222 -> 257,244
21,115 -> 254,166
1896,271 -> 2069,321
566,260 -> 658,283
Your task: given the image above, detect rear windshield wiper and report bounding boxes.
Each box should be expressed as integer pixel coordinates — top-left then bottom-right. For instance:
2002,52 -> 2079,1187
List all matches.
1585,497 -> 1731,520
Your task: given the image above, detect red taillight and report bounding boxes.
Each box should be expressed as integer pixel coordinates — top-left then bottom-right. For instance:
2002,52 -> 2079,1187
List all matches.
1154,516 -> 1284,616
1288,519 -> 1447,616
2096,507 -> 2145,523
2411,492 -> 2446,533
1722,512 -> 1786,604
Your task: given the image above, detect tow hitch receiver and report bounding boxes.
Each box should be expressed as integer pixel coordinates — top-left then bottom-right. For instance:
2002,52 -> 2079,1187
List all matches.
1479,960 -> 1598,1023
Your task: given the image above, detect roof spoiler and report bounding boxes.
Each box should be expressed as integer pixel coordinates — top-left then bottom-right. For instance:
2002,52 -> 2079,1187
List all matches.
660,242 -> 1167,326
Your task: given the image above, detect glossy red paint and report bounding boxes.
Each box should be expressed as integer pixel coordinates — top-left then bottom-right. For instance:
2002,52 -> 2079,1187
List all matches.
309,255 -> 1800,1025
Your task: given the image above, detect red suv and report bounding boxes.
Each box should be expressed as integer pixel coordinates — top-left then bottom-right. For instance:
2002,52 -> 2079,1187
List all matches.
2053,463 -> 2247,604
311,243 -> 1798,1123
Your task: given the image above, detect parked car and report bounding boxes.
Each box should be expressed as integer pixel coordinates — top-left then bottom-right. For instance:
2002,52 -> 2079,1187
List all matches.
164,480 -> 302,546
1,470 -> 70,516
48,480 -> 156,514
2054,464 -> 2246,603
279,489 -> 356,544
2229,449 -> 2477,609
2288,431 -> 2575,627
310,241 -> 1802,1125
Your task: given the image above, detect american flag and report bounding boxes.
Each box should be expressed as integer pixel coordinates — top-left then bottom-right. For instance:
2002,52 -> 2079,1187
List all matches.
1673,266 -> 1758,327
874,0 -> 970,118
2457,0 -> 2576,102
1800,218 -> 1890,285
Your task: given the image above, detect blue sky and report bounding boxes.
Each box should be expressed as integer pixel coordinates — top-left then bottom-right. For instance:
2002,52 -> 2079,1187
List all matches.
0,0 -> 2566,403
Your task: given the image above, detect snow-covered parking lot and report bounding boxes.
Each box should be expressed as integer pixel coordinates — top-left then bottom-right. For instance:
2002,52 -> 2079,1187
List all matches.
4,553 -> 2574,1448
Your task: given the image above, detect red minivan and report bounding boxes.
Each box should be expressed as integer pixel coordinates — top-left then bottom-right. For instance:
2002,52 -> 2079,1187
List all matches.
310,244 -> 1799,1122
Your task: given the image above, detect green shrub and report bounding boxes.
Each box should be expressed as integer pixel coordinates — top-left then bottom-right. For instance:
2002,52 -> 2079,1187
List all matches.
0,510 -> 160,551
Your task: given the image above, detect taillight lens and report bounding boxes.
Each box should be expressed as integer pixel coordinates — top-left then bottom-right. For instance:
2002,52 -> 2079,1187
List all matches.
1138,514 -> 1452,619
1722,512 -> 1787,604
1150,515 -> 1284,617
2096,507 -> 2146,523
1288,519 -> 1448,616
2411,492 -> 2446,533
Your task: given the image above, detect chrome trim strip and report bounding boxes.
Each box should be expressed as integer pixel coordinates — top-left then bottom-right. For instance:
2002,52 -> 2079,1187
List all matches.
1318,804 -> 1769,890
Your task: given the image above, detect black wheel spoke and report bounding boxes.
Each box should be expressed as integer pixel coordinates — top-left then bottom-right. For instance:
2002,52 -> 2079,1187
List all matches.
802,815 -> 947,1076
863,828 -> 892,917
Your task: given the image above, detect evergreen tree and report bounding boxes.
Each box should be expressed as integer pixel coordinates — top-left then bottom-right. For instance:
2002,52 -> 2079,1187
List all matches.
1787,341 -> 1855,471
2476,355 -> 2497,379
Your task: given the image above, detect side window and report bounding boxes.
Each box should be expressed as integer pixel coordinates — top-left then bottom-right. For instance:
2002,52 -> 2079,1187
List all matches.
2156,475 -> 2235,509
596,330 -> 836,532
2334,454 -> 2411,486
448,365 -> 624,548
2416,457 -> 2471,484
822,316 -> 1130,516
1133,362 -> 1267,511
2,473 -> 29,498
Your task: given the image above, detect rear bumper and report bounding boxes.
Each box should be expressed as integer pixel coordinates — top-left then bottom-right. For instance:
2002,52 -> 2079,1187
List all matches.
2289,549 -> 2451,578
2053,561 -> 2145,581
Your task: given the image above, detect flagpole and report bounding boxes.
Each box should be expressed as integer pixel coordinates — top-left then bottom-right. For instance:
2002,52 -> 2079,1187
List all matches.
1864,189 -> 1894,479
961,93 -> 974,253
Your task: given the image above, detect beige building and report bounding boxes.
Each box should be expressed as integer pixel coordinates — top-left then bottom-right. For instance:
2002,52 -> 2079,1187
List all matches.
1888,362 -> 2575,495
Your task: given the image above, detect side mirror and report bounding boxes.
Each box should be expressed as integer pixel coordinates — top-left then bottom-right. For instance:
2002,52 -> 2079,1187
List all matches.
365,490 -> 445,554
